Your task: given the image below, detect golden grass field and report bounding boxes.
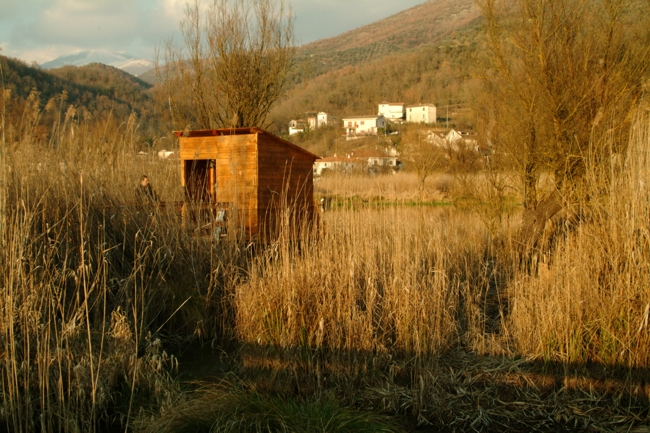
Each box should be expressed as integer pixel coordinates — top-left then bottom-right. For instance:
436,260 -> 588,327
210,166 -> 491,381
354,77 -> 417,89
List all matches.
1,110 -> 650,431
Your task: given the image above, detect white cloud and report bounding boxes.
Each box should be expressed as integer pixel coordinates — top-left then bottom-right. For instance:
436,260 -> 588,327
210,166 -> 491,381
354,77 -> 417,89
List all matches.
0,0 -> 183,62
0,0 -> 426,64
161,0 -> 185,17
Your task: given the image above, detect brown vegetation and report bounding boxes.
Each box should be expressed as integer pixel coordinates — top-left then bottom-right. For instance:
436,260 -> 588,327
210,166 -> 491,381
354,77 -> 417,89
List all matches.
1,1 -> 650,431
477,0 -> 650,210
0,56 -> 158,136
2,87 -> 650,429
156,0 -> 295,130
296,0 -> 480,78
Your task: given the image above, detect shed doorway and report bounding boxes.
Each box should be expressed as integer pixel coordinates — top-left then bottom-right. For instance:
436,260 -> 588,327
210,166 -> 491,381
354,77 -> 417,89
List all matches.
184,159 -> 216,203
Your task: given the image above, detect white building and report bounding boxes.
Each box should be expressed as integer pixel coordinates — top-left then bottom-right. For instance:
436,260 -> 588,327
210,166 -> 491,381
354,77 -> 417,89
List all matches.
317,112 -> 335,128
406,104 -> 437,124
424,128 -> 478,152
313,149 -> 400,176
446,129 -> 478,151
342,115 -> 387,140
313,155 -> 361,176
306,112 -> 336,129
288,119 -> 307,135
378,102 -> 405,120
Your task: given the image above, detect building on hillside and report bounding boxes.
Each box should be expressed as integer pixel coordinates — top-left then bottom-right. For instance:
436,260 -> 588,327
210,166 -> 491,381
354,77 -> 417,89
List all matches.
378,102 -> 406,121
406,104 -> 437,124
425,129 -> 449,147
175,127 -> 319,241
342,115 -> 387,140
424,128 -> 478,152
352,148 -> 400,170
313,155 -> 363,176
307,112 -> 336,129
446,129 -> 478,151
288,119 -> 307,135
313,148 -> 400,176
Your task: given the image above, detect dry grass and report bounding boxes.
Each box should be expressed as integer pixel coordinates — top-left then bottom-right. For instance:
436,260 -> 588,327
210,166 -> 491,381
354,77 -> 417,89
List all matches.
506,119 -> 650,367
237,206 -> 488,355
0,102 -> 250,431
315,171 -> 454,203
1,93 -> 650,431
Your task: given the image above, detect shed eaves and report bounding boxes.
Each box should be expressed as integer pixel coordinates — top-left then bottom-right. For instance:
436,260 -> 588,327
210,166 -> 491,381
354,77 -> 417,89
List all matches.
173,127 -> 320,160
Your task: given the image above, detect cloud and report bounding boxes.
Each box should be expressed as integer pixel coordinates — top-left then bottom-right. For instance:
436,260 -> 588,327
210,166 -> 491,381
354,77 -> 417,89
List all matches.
1,0 -> 183,63
0,0 -> 425,64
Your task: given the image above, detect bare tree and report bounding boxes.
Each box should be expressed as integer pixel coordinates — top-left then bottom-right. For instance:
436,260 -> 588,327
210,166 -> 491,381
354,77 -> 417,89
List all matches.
477,0 -> 650,210
402,129 -> 445,191
156,0 -> 295,130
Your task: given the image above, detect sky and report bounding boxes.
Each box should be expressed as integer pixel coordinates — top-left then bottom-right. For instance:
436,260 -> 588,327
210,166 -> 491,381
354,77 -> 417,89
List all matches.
0,0 -> 425,65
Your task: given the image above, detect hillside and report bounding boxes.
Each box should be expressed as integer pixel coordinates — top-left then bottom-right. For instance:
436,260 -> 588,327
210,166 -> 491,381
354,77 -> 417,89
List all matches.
269,14 -> 484,138
48,63 -> 154,112
263,0 -> 483,138
139,0 -> 480,86
1,0 -> 484,168
295,0 -> 480,79
0,56 -> 160,134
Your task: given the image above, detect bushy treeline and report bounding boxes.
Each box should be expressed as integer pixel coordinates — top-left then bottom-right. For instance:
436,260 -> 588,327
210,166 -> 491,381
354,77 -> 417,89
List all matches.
0,55 -> 162,142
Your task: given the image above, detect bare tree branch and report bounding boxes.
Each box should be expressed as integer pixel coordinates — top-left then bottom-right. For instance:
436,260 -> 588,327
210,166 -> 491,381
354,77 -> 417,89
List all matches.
156,0 -> 295,130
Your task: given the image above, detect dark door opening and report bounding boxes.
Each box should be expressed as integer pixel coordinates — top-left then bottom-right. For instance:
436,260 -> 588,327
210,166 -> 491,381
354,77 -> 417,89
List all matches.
185,159 -> 216,203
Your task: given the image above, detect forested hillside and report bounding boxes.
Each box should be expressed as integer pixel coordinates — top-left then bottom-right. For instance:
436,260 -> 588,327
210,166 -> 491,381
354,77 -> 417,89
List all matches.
0,56 -> 160,138
296,0 -> 479,78
143,0 -> 484,133
270,17 -> 483,133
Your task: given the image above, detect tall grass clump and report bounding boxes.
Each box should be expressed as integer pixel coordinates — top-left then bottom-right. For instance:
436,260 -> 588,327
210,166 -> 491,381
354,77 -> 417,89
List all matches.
0,95 -> 251,431
235,205 -> 498,392
507,116 -> 650,367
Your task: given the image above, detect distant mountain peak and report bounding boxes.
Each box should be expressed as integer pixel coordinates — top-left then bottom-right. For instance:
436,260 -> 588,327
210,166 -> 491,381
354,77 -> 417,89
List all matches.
41,50 -> 154,76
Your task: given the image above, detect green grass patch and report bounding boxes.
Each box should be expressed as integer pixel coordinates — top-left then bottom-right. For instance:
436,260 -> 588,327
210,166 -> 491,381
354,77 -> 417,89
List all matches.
137,384 -> 402,433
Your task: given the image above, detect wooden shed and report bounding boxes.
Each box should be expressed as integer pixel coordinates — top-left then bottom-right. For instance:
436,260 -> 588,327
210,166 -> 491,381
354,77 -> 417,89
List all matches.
175,127 -> 319,241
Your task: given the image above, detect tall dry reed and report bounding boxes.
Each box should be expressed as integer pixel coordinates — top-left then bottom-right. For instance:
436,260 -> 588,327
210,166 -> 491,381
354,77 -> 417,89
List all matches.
2,88 -> 649,431
506,116 -> 650,367
0,95 -> 250,431
315,172 -> 453,203
235,206 -> 496,380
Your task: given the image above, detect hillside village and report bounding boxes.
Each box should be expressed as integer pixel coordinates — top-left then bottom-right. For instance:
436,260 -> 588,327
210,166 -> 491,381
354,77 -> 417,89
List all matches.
288,101 -> 480,176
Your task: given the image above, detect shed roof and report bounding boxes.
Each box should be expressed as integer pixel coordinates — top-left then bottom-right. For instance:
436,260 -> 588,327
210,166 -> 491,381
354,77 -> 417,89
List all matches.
174,127 -> 319,160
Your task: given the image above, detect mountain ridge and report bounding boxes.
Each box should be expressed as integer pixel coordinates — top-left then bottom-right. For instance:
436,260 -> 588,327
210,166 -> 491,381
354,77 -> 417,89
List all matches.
41,49 -> 154,76
294,0 -> 480,79
302,0 -> 478,53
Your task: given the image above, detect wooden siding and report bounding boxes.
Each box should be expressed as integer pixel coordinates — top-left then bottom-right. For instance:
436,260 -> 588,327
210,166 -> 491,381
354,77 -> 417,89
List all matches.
256,132 -> 315,240
179,134 -> 258,237
178,128 -> 317,241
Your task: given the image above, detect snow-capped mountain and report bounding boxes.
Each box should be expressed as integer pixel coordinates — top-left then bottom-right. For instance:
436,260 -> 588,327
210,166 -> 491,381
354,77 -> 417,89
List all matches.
41,49 -> 154,76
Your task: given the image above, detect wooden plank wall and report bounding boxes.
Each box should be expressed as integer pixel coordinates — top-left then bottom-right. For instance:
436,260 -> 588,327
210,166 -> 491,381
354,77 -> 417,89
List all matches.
179,134 -> 259,237
256,133 -> 315,241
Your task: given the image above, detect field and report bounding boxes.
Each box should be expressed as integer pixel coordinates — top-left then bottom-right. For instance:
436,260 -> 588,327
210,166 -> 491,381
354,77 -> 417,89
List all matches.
1,110 -> 649,432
